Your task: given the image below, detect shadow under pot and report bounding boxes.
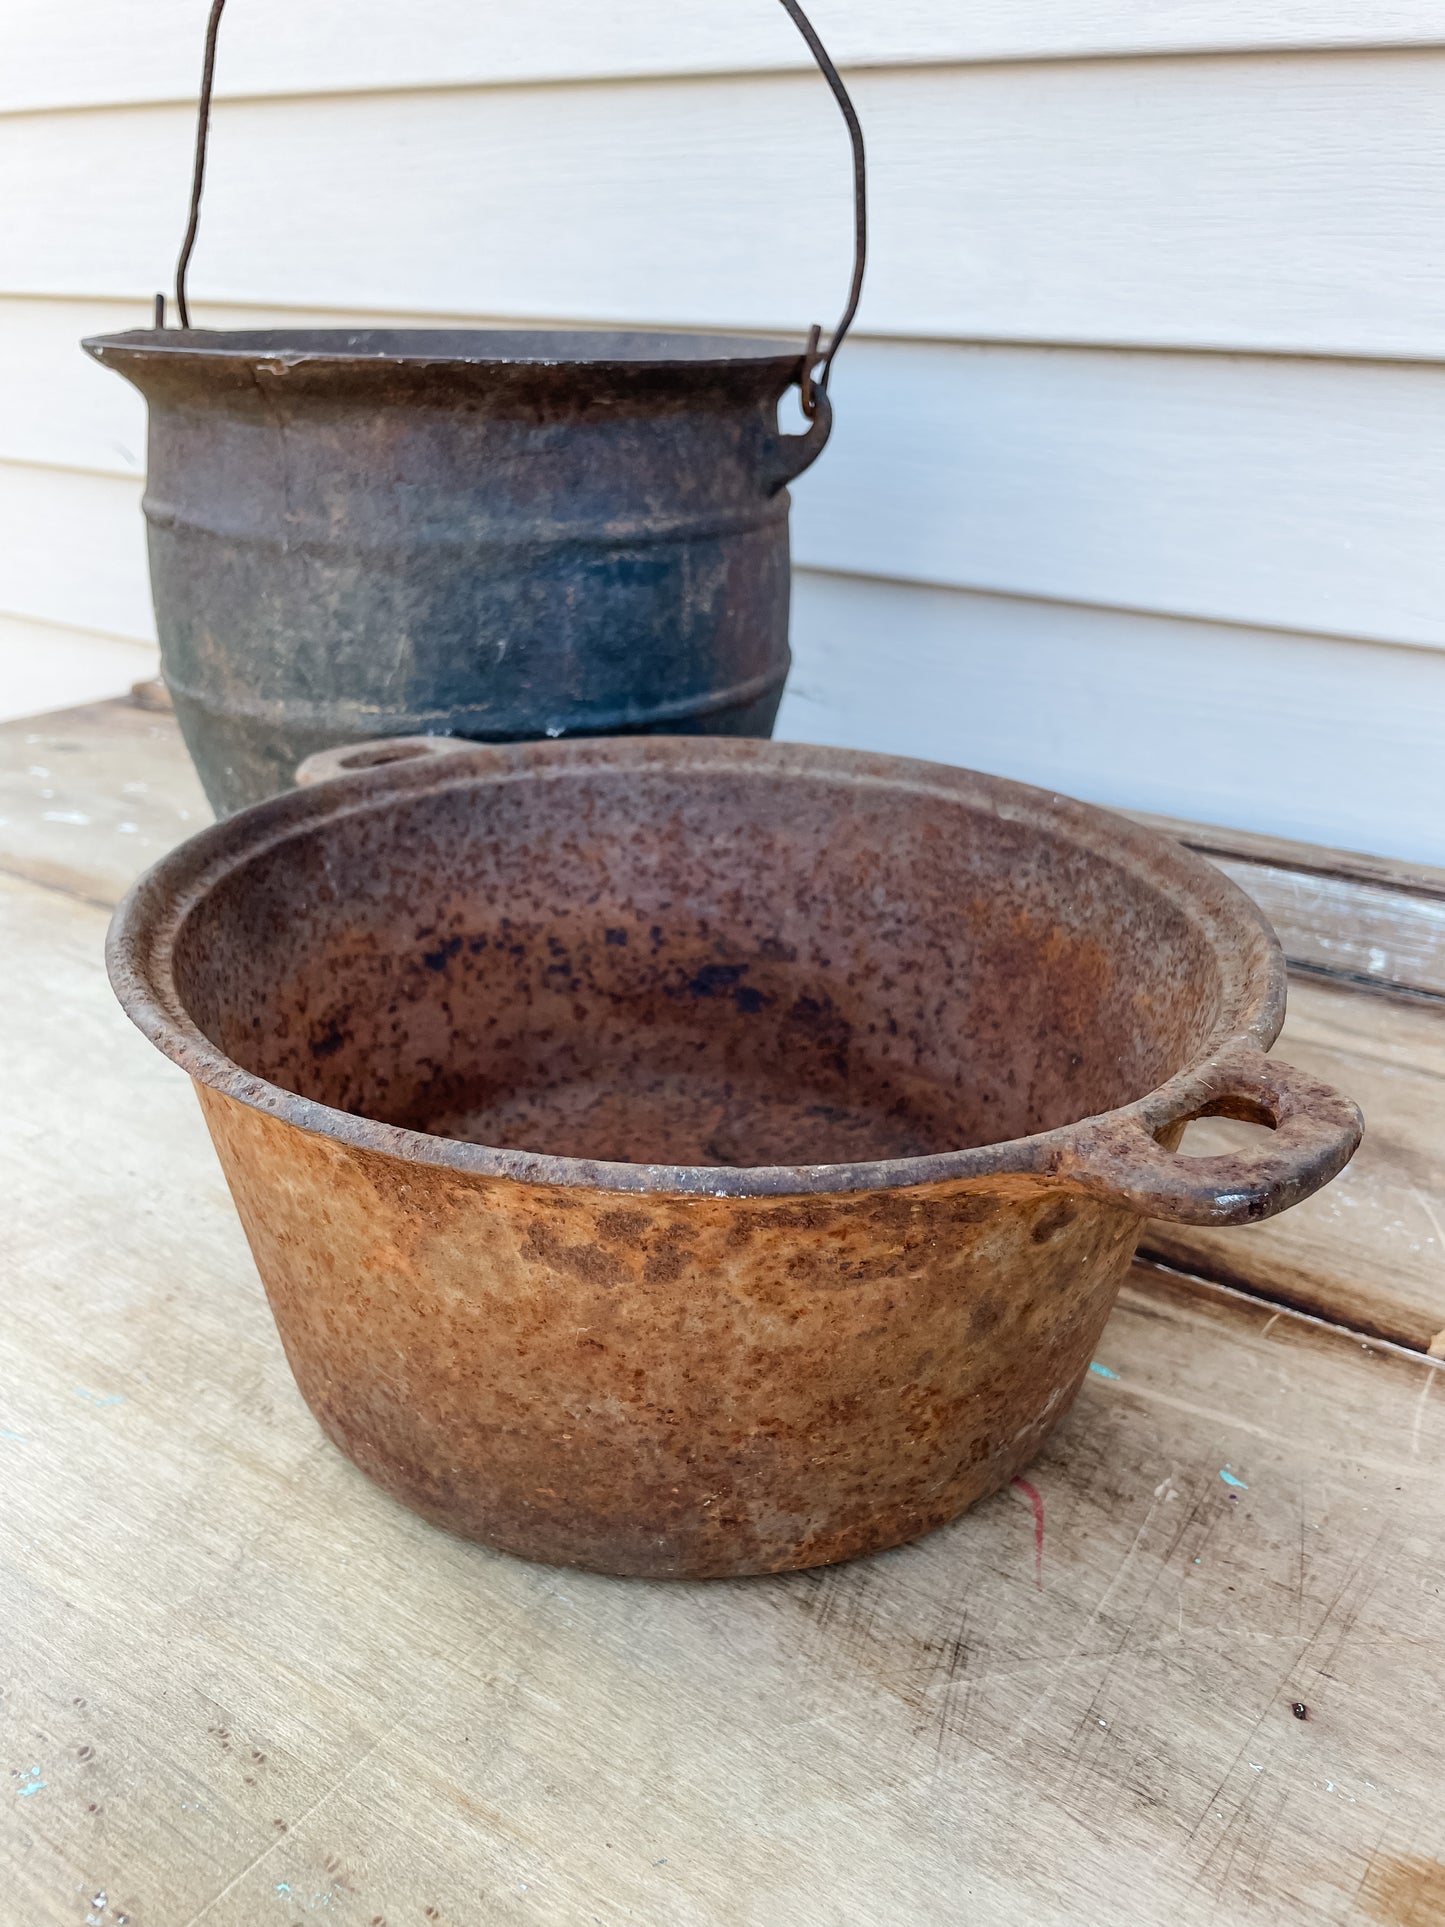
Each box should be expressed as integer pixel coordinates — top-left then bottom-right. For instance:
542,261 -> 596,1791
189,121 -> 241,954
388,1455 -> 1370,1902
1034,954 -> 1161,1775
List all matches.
107,737 -> 1361,1579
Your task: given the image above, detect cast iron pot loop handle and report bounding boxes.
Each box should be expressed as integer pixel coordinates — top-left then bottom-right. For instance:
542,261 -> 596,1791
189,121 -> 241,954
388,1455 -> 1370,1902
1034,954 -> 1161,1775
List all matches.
165,0 -> 866,438
1061,1048 -> 1363,1227
294,736 -> 477,787
764,381 -> 833,494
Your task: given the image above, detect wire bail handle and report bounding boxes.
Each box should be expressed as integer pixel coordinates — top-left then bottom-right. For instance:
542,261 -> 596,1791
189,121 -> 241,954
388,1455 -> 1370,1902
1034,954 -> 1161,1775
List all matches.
163,0 -> 867,413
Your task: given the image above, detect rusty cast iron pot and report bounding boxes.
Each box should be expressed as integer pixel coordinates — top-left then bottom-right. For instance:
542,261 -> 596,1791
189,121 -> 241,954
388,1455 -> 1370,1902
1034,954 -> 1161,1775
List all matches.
107,737 -> 1362,1579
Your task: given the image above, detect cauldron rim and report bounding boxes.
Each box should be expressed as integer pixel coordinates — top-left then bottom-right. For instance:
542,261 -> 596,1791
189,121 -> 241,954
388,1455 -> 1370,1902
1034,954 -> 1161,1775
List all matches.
107,736 -> 1289,1201
82,326 -> 808,378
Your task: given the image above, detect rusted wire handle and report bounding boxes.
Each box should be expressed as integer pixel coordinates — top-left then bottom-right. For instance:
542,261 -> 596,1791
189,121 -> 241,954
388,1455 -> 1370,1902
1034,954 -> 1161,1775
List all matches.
167,0 -> 867,413
1061,1048 -> 1363,1227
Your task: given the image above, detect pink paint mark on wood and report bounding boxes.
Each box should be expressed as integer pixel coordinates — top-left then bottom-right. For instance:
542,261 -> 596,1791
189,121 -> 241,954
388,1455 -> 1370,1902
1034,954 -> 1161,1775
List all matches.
1012,1476 -> 1045,1590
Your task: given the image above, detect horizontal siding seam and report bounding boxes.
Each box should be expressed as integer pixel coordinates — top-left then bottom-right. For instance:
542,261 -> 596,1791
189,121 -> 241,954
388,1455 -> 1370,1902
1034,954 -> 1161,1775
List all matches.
0,606 -> 157,651
0,454 -> 144,486
6,294 -> 1445,371
791,563 -> 1445,661
5,35 -> 1445,124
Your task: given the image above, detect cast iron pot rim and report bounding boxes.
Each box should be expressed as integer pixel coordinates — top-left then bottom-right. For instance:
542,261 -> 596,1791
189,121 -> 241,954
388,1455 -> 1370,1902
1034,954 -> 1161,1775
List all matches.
106,736 -> 1287,1201
82,326 -> 809,378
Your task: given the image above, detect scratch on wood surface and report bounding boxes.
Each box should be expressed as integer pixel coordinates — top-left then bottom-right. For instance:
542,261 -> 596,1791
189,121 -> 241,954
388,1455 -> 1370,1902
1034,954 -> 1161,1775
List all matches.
178,1693 -> 434,1926
1409,1183 -> 1445,1264
1230,1778 -> 1292,1911
1004,1482 -> 1171,1757
1409,1369 -> 1434,1459
1170,1670 -> 1303,1890
781,1561 -> 983,1768
1302,1528 -> 1391,1696
1184,1762 -> 1279,1910
1353,1835 -> 1390,1924
1168,1524 -> 1390,1891
1061,1471 -> 1227,1764
1115,1382 -> 1435,1481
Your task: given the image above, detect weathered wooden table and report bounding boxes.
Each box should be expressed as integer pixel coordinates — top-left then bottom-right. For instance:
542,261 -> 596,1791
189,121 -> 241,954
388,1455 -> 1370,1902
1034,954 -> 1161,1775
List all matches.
4,701 -> 1443,1927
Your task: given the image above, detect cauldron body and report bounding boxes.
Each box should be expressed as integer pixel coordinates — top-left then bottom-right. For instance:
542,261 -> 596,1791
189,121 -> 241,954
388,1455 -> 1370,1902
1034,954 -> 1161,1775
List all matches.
84,330 -> 828,816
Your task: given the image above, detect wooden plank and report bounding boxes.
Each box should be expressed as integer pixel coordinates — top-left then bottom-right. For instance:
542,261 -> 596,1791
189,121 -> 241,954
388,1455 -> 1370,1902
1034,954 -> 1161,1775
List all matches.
3,859 -> 1444,1924
1130,812 -> 1445,1002
782,572 -> 1445,869
0,694 -> 207,907
0,296 -> 153,481
1144,976 -> 1445,1356
6,54 -> 1445,358
1132,787 -> 1445,1348
9,0 -> 1445,118
1207,861 -> 1445,999
1134,813 -> 1445,900
15,313 -> 1445,655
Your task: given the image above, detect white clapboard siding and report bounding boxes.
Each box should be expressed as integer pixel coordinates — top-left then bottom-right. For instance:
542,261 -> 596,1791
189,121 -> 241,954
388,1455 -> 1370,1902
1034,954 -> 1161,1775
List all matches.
781,574 -> 1445,867
796,343 -> 1445,651
0,297 -> 154,479
7,54 -> 1445,358
0,613 -> 156,726
12,303 -> 1445,655
8,0 -> 1445,118
0,465 -> 153,644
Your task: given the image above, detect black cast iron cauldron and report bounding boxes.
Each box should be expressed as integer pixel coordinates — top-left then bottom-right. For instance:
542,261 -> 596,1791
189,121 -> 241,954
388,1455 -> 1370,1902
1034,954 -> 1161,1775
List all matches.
83,1 -> 866,817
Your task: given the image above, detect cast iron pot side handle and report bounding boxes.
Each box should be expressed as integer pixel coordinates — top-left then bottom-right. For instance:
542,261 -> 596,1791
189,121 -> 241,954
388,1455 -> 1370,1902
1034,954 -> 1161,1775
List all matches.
294,736 -> 477,787
764,383 -> 833,494
1060,1048 -> 1363,1228
165,0 -> 866,477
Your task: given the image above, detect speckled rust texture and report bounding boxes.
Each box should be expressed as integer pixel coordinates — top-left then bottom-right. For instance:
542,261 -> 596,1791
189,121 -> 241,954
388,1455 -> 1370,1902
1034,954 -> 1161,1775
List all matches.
169,756 -> 1227,1163
199,1084 -> 1139,1577
108,738 -> 1360,1576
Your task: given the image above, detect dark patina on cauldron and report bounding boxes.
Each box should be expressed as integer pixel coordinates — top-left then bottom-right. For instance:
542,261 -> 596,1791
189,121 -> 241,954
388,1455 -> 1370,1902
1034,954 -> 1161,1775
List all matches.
82,0 -> 867,817
108,738 -> 1362,1579
81,329 -> 837,815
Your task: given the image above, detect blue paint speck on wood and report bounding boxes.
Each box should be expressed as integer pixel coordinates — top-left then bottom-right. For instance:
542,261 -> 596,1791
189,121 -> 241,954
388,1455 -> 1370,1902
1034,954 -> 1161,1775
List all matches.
1219,1467 -> 1249,1489
1088,1362 -> 1119,1380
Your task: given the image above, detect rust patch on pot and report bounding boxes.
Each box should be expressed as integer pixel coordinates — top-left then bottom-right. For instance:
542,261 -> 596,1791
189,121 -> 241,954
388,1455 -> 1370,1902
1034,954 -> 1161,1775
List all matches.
199,1085 -> 1138,1576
